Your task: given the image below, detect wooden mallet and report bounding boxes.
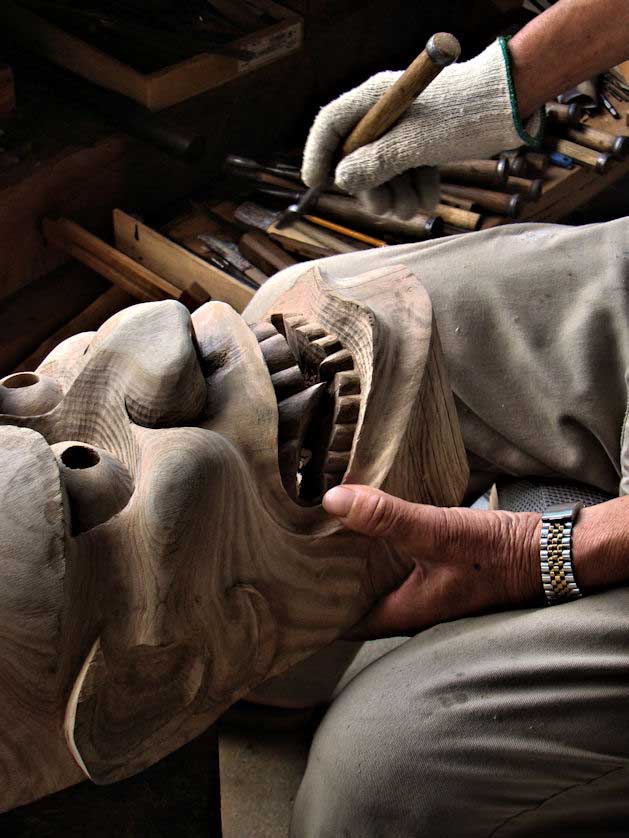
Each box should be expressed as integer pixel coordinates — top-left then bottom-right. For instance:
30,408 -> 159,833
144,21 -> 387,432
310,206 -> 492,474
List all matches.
277,32 -> 461,228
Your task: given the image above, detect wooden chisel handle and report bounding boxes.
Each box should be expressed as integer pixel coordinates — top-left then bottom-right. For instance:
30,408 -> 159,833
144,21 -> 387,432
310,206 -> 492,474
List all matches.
341,32 -> 461,157
439,159 -> 510,188
441,184 -> 522,218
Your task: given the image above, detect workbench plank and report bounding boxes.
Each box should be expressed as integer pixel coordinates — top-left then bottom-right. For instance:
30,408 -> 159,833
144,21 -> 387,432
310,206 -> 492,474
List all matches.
114,210 -> 254,312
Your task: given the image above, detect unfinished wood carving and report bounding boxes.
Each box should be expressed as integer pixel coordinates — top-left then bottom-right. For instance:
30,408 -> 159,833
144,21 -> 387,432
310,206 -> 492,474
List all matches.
0,264 -> 468,812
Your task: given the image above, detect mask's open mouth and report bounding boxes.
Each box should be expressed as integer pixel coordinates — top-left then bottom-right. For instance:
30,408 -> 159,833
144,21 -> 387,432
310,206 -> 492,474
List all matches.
250,317 -> 360,506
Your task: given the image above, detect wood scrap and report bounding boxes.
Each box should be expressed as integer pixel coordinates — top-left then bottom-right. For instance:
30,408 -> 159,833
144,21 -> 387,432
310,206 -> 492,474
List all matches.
43,217 -> 193,302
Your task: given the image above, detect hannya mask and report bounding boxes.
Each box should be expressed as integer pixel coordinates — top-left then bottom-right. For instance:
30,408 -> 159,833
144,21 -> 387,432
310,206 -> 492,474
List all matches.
0,263 -> 467,811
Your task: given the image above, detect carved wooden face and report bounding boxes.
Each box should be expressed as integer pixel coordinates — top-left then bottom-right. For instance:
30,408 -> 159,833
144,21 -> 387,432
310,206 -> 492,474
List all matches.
0,265 -> 467,809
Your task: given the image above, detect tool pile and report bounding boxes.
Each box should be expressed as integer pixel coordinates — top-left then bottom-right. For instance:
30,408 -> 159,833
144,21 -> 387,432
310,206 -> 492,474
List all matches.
600,68 -> 629,120
16,0 -> 274,71
155,99 -> 627,291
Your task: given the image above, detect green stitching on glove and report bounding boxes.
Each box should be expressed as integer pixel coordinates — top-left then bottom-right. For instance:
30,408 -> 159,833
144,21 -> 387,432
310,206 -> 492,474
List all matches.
499,36 -> 545,149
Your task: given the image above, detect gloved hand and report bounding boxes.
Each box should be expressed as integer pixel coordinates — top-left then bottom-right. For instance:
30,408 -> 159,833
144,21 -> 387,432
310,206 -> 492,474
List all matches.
302,38 -> 543,219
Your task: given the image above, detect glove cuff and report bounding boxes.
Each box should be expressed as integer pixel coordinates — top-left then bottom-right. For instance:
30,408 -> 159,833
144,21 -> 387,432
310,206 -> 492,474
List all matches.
499,36 -> 545,149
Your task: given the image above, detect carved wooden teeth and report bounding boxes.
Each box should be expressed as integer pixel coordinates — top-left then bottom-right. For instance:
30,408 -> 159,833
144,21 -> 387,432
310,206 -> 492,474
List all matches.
319,349 -> 354,382
271,366 -> 307,400
251,321 -> 278,342
278,383 -> 326,440
334,371 -> 361,397
323,451 -> 350,474
333,394 -> 361,425
296,323 -> 327,342
298,332 -> 342,370
258,333 -> 296,374
328,424 -> 355,452
251,322 -> 307,398
253,318 -> 361,504
311,334 -> 342,355
277,383 -> 327,499
271,312 -> 305,337
283,319 -> 326,372
321,379 -> 361,490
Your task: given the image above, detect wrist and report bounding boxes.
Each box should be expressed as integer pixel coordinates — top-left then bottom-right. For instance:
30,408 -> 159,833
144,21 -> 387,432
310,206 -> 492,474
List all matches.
498,37 -> 545,148
495,510 -> 543,606
572,498 -> 629,593
453,508 -> 542,609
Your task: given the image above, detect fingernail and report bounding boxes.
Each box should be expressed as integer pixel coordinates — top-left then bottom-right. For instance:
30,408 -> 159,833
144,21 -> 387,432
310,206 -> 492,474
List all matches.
323,486 -> 355,518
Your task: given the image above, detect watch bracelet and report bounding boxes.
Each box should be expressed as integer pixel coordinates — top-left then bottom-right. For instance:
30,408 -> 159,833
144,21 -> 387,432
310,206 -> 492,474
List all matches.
540,518 -> 582,605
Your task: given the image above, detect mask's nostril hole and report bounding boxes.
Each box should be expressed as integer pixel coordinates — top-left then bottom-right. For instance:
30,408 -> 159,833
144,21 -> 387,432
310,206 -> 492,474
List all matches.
61,445 -> 101,470
2,372 -> 39,389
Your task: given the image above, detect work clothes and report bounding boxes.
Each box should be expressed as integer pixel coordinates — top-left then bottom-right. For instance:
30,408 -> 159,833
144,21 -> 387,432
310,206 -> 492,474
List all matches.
244,217 -> 629,837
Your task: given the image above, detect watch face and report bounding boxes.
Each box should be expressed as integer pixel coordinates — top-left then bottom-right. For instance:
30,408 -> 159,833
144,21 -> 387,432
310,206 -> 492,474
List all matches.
544,501 -> 583,521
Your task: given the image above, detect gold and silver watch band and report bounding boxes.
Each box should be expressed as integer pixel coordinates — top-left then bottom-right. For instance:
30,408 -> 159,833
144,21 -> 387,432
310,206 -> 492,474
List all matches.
540,501 -> 583,606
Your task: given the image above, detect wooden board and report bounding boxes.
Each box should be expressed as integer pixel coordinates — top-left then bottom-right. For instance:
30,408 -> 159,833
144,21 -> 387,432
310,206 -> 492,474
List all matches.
44,217 -> 194,303
1,0 -> 303,111
113,209 -> 254,312
0,132 -> 203,303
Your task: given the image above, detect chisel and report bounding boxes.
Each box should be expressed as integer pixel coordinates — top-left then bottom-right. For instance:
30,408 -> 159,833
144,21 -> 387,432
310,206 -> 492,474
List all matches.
504,175 -> 544,201
439,158 -> 510,188
277,31 -> 461,227
196,232 -> 269,285
560,123 -> 627,158
238,231 -> 297,274
545,101 -> 584,125
544,137 -> 612,173
440,183 -> 523,218
252,184 -> 443,240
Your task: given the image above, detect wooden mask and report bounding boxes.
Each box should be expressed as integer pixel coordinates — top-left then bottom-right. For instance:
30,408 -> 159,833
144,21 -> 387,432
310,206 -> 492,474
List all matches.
0,263 -> 467,811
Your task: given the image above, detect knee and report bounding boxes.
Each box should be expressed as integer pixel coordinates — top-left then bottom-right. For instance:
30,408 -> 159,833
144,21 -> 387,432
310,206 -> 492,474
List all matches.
290,669 -> 446,838
291,695 -> 392,838
290,629 -> 492,838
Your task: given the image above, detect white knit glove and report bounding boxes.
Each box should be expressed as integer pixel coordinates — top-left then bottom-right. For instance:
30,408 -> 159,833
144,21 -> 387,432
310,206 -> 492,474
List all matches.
302,38 -> 543,219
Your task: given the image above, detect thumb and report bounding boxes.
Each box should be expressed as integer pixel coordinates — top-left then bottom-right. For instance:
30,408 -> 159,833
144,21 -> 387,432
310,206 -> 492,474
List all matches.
322,485 -> 420,541
334,141 -> 394,194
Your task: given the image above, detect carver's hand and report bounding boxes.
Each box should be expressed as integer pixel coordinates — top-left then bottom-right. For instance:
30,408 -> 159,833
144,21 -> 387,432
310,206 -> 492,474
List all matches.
302,39 -> 542,220
323,484 -> 542,638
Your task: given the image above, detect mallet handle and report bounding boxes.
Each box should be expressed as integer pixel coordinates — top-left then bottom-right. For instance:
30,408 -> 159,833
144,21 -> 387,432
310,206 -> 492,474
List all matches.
341,32 -> 461,157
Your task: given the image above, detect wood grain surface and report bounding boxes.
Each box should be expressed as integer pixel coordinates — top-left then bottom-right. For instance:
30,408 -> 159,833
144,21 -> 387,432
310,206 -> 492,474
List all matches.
0,266 -> 467,811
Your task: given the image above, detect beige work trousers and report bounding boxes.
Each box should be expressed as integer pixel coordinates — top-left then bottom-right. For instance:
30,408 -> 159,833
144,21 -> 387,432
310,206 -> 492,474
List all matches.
244,219 -> 629,837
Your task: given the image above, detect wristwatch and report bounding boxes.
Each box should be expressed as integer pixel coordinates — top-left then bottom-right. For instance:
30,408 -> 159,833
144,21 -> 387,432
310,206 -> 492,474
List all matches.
540,501 -> 583,606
